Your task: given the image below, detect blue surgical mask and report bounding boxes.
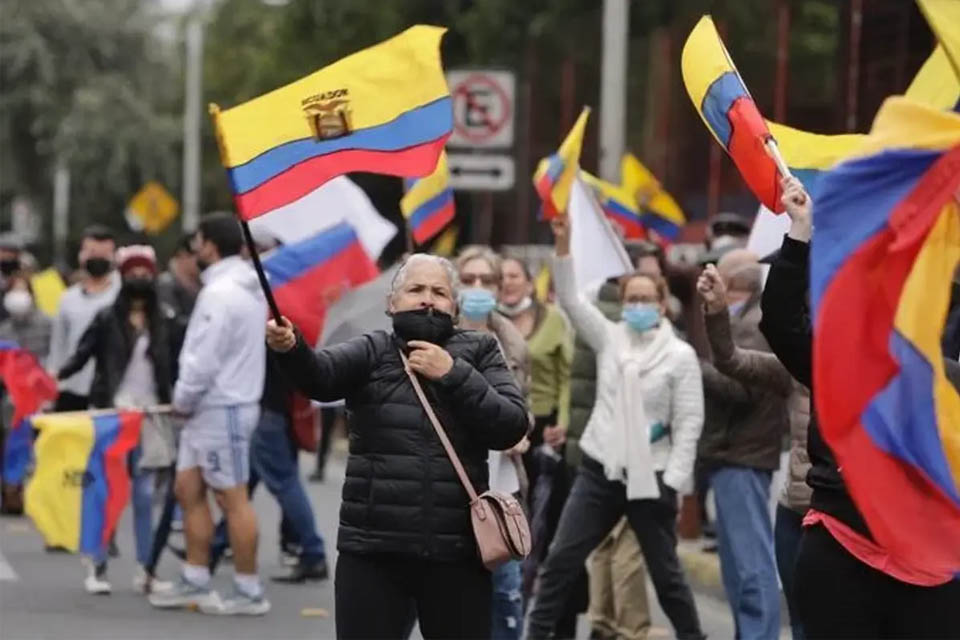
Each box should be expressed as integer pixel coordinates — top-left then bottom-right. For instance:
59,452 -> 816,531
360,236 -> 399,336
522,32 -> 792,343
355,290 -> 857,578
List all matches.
459,288 -> 497,321
621,303 -> 661,333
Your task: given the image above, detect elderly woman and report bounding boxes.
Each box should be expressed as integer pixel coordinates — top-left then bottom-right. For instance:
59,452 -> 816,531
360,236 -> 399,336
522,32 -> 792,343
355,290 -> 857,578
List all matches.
266,253 -> 528,640
455,245 -> 531,640
526,216 -> 705,640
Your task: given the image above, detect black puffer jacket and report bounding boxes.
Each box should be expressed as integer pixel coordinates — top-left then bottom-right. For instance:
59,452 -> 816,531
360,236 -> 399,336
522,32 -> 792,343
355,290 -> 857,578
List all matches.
58,294 -> 183,409
274,328 -> 528,561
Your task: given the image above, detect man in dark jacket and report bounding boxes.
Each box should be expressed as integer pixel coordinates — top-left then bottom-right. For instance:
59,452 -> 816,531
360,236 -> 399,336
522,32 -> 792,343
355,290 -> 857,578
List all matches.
697,249 -> 788,639
266,253 -> 528,640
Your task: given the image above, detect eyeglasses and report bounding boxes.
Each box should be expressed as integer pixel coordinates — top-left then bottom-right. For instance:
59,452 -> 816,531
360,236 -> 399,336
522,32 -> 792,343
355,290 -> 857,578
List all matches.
460,273 -> 498,287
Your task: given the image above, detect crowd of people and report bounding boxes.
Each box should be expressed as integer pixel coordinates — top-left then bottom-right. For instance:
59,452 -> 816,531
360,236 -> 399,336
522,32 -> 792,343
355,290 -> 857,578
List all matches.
0,173 -> 958,639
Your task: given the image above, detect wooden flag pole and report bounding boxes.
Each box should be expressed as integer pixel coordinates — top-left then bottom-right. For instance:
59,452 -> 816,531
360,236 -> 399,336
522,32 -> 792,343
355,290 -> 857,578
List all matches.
239,218 -> 284,323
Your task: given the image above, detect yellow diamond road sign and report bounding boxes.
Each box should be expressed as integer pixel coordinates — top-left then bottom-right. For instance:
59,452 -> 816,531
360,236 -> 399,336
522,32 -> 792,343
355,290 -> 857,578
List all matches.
126,182 -> 179,234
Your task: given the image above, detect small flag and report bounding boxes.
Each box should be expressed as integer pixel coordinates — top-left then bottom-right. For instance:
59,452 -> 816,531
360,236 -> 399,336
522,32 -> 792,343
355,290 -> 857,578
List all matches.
568,177 -> 632,294
0,342 -> 58,484
210,25 -> 452,221
125,182 -> 179,235
681,16 -> 787,212
534,107 -> 590,219
579,171 -> 646,240
534,264 -> 551,304
401,151 -> 455,246
25,410 -> 142,554
811,96 -> 960,577
621,154 -> 686,240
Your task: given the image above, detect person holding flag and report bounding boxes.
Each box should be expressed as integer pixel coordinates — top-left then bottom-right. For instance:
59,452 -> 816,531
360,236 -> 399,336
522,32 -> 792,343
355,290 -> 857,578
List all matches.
57,245 -> 182,595
527,213 -> 705,640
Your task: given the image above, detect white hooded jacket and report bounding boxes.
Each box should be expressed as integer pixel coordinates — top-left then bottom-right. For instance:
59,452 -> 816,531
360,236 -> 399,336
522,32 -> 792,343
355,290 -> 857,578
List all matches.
173,255 -> 267,413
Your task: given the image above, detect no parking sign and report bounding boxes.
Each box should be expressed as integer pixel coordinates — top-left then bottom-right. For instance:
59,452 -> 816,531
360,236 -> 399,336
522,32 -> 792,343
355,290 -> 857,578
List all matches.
446,70 -> 515,149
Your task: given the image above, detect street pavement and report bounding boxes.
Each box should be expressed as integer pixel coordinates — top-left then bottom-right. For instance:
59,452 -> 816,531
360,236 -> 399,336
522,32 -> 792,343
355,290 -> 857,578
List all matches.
0,451 -> 749,640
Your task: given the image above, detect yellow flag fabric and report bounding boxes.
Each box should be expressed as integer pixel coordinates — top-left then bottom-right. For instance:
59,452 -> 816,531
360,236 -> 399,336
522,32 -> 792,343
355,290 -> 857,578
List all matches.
621,154 -> 686,226
533,107 -> 591,218
30,268 -> 66,317
430,224 -> 459,258
25,413 -> 97,552
534,264 -> 551,304
906,45 -> 960,111
917,0 -> 960,80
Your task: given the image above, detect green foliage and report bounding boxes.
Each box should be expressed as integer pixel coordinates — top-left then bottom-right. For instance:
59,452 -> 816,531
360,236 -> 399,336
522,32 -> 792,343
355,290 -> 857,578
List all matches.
1,0 -> 182,261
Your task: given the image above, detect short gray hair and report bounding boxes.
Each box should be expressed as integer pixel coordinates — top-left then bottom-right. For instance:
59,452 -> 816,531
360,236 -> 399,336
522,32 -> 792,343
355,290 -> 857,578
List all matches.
389,253 -> 460,302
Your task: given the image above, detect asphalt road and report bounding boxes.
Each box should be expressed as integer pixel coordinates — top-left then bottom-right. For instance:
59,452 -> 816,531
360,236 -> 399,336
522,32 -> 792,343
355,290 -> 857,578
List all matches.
0,452 -> 745,640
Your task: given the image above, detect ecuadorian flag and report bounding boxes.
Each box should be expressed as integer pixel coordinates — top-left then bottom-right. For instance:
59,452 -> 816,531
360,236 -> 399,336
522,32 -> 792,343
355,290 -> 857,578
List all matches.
25,411 -> 142,554
579,171 -> 646,240
210,26 -> 452,221
401,151 -> 455,246
621,154 -> 686,240
534,107 -> 590,219
811,97 -> 960,578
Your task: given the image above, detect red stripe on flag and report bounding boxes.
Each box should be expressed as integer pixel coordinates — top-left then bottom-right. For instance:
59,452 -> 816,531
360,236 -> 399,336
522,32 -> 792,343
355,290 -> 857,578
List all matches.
100,411 -> 142,546
235,136 -> 449,220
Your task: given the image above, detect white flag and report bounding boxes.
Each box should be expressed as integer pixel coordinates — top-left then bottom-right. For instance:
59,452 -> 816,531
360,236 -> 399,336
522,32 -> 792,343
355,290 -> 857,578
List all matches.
248,176 -> 397,259
568,177 -> 633,293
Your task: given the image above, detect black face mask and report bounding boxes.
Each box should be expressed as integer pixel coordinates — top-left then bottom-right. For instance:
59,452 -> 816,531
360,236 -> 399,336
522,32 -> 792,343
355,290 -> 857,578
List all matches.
122,277 -> 155,300
391,308 -> 455,345
0,260 -> 20,277
84,258 -> 112,278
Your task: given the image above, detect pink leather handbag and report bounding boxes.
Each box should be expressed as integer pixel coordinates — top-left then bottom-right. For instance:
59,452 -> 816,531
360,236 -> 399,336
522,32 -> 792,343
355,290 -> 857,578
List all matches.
400,350 -> 531,570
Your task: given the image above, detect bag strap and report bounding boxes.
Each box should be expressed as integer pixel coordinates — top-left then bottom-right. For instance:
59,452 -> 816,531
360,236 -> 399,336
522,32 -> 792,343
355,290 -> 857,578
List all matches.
398,349 -> 479,502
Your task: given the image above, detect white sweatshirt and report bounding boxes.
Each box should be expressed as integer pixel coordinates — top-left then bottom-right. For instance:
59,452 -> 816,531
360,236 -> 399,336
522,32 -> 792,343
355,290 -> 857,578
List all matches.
553,254 -> 704,495
173,256 -> 267,413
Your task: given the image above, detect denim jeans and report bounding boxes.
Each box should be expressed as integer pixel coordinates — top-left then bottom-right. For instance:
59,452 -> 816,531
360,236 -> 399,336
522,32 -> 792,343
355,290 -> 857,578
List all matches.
775,504 -> 805,640
94,447 -> 153,567
527,456 -> 703,640
491,559 -> 524,640
211,408 -> 326,566
710,466 -> 780,640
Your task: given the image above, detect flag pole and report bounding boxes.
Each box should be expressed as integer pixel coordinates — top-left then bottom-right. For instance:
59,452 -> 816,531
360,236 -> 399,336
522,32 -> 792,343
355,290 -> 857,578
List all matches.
239,218 -> 284,323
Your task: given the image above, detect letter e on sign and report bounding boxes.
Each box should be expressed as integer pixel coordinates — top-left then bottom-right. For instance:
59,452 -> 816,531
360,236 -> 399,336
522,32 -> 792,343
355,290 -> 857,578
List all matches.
446,70 -> 515,149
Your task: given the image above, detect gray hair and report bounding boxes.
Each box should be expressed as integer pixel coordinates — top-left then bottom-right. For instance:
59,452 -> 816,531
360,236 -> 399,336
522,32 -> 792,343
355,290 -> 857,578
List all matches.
389,253 -> 460,302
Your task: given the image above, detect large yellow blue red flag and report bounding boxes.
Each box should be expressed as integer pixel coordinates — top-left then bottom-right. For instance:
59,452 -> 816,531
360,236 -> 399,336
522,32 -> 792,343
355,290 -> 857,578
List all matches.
210,26 -> 452,221
621,153 -> 686,240
401,151 -> 454,246
25,410 -> 142,554
810,97 -> 960,578
533,107 -> 590,219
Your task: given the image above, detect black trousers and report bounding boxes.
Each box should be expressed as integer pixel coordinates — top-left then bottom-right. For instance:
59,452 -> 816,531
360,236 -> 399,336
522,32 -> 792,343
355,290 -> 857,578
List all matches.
795,523 -> 960,639
54,392 -> 88,412
527,456 -> 703,640
335,552 -> 492,640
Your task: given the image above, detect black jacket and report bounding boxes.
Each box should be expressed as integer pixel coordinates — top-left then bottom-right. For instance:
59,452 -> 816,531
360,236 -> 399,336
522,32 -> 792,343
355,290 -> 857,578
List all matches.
274,328 -> 528,562
759,236 -> 874,537
58,296 -> 183,409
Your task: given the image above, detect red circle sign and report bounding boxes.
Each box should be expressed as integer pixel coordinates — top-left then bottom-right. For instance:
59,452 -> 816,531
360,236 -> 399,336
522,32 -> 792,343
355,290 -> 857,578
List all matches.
451,73 -> 512,144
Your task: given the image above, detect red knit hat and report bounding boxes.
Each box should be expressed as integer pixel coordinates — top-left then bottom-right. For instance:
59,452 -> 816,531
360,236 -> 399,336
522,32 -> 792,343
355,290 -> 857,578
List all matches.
116,245 -> 157,276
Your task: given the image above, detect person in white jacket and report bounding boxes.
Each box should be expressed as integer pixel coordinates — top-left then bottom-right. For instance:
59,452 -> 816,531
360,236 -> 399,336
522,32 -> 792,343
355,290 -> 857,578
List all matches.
527,216 -> 705,640
149,212 -> 269,616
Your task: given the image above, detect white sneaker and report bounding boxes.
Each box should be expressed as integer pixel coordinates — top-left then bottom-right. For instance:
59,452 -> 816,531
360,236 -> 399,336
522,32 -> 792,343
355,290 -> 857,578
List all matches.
148,576 -> 219,610
133,565 -> 174,595
84,573 -> 112,595
82,557 -> 111,595
200,588 -> 271,616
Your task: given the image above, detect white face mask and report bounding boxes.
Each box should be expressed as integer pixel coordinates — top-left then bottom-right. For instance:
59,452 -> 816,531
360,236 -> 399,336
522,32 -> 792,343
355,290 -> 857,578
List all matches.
4,289 -> 32,317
